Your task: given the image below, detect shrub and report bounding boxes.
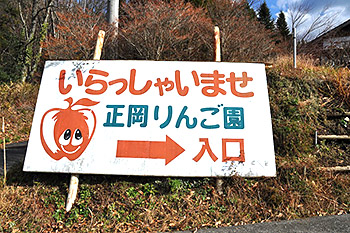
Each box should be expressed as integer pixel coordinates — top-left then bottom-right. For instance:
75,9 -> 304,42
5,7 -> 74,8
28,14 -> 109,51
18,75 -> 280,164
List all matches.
114,0 -> 214,61
43,6 -> 110,60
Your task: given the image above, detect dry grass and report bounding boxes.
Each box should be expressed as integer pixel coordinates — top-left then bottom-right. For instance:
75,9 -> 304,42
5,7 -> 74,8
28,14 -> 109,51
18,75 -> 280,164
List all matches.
0,83 -> 39,145
272,55 -> 350,107
0,168 -> 349,232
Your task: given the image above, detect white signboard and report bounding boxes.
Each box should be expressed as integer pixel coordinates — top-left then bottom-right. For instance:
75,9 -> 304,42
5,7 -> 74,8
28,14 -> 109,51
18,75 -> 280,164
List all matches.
23,60 -> 275,177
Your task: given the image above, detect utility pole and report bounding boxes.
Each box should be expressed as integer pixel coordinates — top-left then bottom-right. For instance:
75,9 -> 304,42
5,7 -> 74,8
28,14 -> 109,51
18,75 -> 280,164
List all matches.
108,0 -> 120,27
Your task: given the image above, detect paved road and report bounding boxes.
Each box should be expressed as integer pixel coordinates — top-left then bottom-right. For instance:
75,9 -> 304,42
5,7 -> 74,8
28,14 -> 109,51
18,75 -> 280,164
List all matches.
1,142 -> 350,232
0,141 -> 27,176
178,214 -> 350,233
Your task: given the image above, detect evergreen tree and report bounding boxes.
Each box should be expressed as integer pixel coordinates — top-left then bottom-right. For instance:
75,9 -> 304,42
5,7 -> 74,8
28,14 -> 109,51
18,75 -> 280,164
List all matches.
243,0 -> 257,20
0,0 -> 23,83
276,11 -> 290,39
257,1 -> 274,30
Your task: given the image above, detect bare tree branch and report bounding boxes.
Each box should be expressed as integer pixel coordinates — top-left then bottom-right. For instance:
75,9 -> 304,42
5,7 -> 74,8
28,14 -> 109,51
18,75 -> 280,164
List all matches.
289,0 -> 312,29
288,0 -> 339,42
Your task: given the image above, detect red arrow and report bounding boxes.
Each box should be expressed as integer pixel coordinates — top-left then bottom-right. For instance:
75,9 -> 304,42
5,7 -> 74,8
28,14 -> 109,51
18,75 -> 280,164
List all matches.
116,135 -> 185,165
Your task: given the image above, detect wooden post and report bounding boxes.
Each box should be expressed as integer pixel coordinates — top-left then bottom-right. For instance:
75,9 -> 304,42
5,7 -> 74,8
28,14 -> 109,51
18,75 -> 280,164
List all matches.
293,25 -> 297,69
214,26 -> 224,195
318,135 -> 350,140
93,30 -> 106,60
214,26 -> 221,62
2,117 -> 6,185
66,30 -> 105,212
319,166 -> 350,172
66,174 -> 79,212
327,112 -> 350,118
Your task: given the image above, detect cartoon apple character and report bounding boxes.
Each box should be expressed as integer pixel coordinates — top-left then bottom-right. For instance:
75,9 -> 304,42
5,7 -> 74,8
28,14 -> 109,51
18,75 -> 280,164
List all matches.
40,97 -> 99,161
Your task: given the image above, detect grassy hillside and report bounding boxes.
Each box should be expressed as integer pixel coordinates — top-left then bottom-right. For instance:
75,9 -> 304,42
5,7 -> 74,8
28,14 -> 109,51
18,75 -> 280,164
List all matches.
0,56 -> 350,232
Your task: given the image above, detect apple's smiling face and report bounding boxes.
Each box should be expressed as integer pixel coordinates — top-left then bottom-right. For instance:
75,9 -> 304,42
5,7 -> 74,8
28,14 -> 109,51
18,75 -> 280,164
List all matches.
40,97 -> 99,161
53,108 -> 90,160
59,128 -> 82,154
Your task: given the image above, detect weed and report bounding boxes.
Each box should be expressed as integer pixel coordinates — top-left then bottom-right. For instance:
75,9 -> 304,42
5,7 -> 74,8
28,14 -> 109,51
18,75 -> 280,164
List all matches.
141,182 -> 157,196
52,208 -> 65,222
126,186 -> 139,198
168,178 -> 184,193
75,185 -> 92,218
0,137 -> 10,144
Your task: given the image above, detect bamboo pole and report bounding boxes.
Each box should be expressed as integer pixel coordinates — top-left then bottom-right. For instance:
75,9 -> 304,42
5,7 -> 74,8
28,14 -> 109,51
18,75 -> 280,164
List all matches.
2,117 -> 6,185
214,26 -> 224,195
66,30 -> 105,212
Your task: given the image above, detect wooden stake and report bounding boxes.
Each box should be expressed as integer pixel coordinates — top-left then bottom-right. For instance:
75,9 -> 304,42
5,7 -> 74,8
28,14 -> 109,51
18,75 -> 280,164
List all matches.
66,174 -> 79,212
216,177 -> 223,195
66,30 -> 105,212
2,117 -> 6,185
214,26 -> 224,195
93,30 -> 105,60
214,26 -> 221,62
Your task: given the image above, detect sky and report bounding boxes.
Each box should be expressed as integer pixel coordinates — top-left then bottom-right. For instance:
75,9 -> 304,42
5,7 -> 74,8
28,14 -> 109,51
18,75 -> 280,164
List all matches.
264,0 -> 350,40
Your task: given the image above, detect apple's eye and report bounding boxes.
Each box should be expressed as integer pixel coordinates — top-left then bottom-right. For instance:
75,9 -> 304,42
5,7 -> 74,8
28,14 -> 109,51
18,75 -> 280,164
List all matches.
64,129 -> 71,140
72,129 -> 83,146
59,129 -> 71,146
75,129 -> 82,140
